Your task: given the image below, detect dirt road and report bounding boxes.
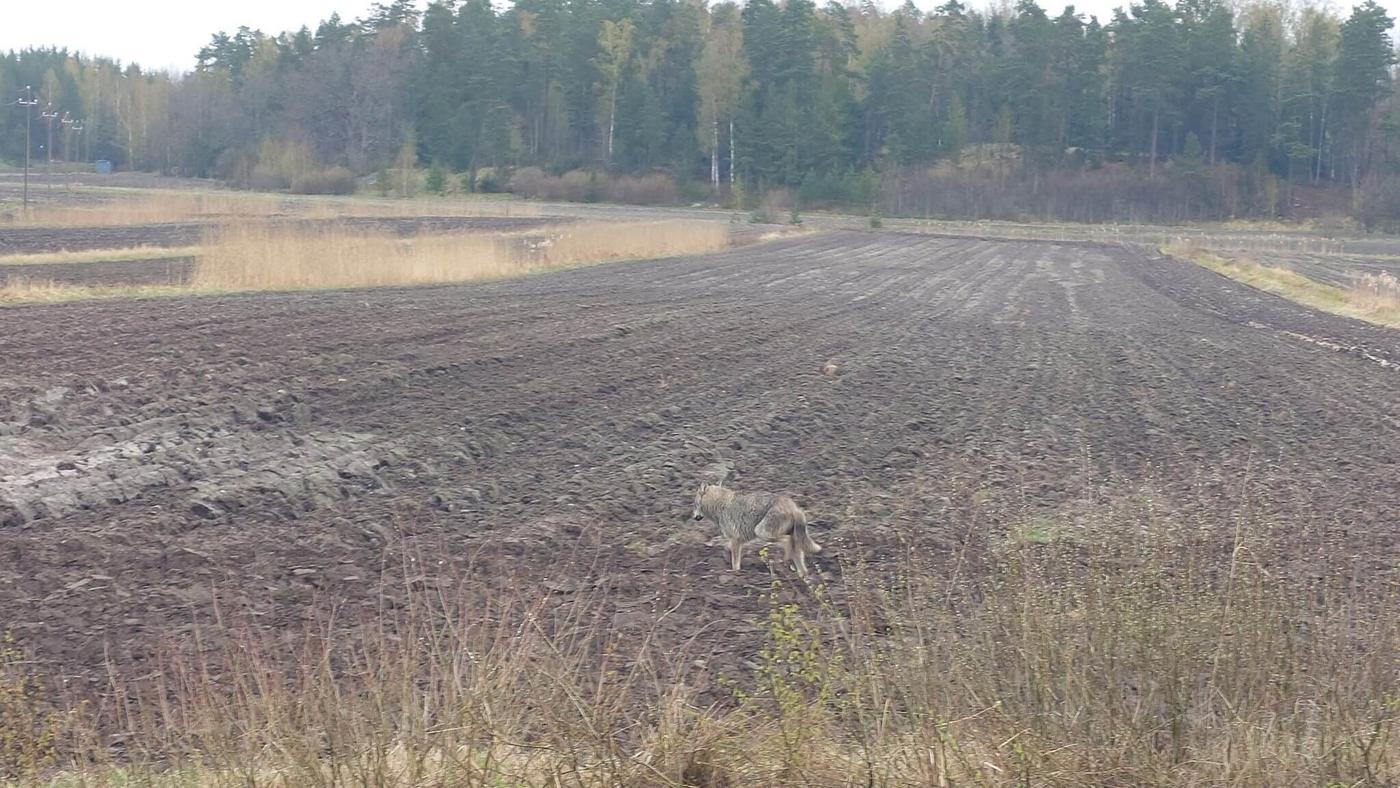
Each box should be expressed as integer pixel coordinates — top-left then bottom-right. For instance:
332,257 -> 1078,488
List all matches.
1,230 -> 1397,691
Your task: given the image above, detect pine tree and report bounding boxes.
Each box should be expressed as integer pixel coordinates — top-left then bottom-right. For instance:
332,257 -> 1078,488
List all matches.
1113,0 -> 1185,177
395,132 -> 417,197
595,18 -> 636,166
1283,9 -> 1340,181
425,162 -> 447,193
943,93 -> 967,158
7,0 -> 1400,222
697,5 -> 746,193
1332,0 -> 1396,193
1181,0 -> 1239,166
417,0 -> 464,168
1236,6 -> 1284,171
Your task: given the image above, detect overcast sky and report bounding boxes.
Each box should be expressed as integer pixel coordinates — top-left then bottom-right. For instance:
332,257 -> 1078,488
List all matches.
2,0 -> 1397,76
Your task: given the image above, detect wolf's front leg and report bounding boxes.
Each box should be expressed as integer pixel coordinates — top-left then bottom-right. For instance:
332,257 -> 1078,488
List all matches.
729,538 -> 744,571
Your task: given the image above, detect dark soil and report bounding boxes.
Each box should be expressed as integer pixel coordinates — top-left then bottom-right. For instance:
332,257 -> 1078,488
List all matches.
0,257 -> 194,287
0,230 -> 1397,698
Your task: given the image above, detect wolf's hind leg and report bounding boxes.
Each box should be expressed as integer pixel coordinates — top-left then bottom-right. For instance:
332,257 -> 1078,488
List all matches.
793,545 -> 809,577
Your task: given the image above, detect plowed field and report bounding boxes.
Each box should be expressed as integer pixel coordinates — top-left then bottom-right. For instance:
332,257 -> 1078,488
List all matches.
2,230 -> 1397,695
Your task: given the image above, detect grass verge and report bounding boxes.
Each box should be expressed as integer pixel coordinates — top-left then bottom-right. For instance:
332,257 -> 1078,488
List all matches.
1165,242 -> 1400,328
0,279 -> 194,304
3,190 -> 540,228
0,246 -> 201,267
2,488 -> 1397,786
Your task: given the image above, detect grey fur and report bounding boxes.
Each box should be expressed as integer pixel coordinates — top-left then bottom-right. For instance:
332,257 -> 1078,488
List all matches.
691,483 -> 823,577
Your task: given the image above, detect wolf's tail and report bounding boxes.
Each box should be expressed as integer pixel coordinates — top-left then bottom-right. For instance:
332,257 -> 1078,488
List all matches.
795,515 -> 822,555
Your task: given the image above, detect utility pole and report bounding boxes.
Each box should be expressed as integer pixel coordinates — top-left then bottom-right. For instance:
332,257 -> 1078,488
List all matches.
41,104 -> 60,192
61,114 -> 80,191
60,113 -> 73,161
17,87 -> 39,215
75,119 -> 87,165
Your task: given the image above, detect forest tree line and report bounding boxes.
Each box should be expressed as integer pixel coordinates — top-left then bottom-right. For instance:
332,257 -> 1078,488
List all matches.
2,0 -> 1398,225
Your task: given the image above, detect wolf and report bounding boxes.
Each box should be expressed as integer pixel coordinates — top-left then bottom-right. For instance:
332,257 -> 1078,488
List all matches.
691,483 -> 823,577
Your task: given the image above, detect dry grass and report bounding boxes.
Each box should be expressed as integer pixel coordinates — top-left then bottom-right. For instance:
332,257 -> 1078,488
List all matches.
0,246 -> 201,267
10,193 -> 285,227
1166,242 -> 1400,328
0,277 -> 191,304
538,219 -> 731,262
1351,270 -> 1400,314
4,190 -> 540,228
190,225 -> 520,291
280,194 -> 541,220
0,219 -> 731,304
1214,216 -> 1360,234
883,219 -> 1355,255
190,220 -> 730,293
4,487 -> 1398,787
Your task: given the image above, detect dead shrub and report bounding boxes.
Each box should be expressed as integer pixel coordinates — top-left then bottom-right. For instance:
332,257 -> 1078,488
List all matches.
559,169 -> 598,201
507,169 -> 680,205
758,188 -> 794,218
1358,175 -> 1400,232
604,172 -> 679,205
0,635 -> 60,780
473,166 -> 504,193
291,166 -> 357,195
242,139 -> 357,195
881,161 -> 1286,223
507,166 -> 549,199
248,163 -> 292,192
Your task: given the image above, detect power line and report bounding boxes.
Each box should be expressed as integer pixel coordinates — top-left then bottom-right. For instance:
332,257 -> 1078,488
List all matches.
15,86 -> 39,215
61,113 -> 85,190
41,103 -> 60,193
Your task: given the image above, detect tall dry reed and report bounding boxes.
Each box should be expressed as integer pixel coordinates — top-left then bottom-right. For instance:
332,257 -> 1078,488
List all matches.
191,220 -> 730,293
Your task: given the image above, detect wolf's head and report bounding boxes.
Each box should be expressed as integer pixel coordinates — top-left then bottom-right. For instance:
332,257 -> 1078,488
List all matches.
692,482 -> 713,521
